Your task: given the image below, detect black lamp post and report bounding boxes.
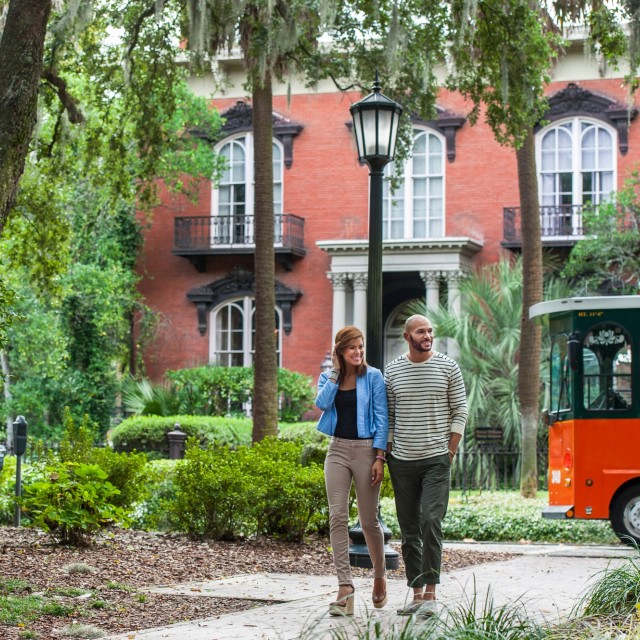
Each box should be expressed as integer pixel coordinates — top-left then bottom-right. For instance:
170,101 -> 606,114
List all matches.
349,71 -> 403,370
348,73 -> 402,570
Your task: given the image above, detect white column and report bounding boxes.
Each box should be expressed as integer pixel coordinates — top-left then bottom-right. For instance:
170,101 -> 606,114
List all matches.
352,273 -> 368,335
328,273 -> 348,340
447,270 -> 463,317
420,270 -> 441,317
445,270 -> 465,360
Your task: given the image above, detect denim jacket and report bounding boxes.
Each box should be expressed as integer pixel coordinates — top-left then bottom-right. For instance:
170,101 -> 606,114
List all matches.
315,366 -> 389,451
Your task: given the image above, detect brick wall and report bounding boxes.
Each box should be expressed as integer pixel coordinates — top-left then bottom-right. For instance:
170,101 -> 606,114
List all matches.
136,81 -> 640,383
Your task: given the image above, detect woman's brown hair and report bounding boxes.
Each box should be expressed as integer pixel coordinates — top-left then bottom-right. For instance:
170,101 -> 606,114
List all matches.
334,325 -> 368,378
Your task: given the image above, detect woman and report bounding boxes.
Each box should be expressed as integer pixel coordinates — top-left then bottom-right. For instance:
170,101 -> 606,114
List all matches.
315,326 -> 389,616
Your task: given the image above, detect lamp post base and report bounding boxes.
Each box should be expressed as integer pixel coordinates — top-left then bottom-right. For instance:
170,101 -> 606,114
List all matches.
348,513 -> 400,570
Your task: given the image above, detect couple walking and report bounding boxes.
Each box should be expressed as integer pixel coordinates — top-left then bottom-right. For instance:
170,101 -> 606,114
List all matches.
315,315 -> 468,617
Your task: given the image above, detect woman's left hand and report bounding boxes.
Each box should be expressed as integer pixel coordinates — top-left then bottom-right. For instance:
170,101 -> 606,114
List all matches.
371,460 -> 384,486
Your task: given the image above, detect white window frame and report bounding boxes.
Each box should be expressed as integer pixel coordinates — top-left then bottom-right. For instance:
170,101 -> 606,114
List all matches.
537,117 -> 617,208
212,134 -> 285,246
209,296 -> 283,367
382,127 -> 446,240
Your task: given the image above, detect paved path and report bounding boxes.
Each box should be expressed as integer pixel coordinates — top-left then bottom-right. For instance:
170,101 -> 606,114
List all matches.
107,543 -> 635,640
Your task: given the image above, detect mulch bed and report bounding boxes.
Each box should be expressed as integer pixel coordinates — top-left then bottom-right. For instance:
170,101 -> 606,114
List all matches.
0,527 -> 513,639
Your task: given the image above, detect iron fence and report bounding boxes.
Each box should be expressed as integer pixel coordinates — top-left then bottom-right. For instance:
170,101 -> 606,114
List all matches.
174,213 -> 305,253
451,447 -> 549,492
503,204 -> 585,243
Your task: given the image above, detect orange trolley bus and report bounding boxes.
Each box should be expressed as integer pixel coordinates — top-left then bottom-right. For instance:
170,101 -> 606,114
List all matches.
530,295 -> 640,545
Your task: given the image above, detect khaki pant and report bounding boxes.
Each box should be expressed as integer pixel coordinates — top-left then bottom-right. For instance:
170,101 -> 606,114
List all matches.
324,437 -> 385,586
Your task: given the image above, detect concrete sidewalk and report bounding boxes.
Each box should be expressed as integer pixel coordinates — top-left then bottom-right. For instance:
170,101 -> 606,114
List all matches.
107,543 -> 635,640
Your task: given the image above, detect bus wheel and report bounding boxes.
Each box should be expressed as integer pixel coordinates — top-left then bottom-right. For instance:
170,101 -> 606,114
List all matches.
610,485 -> 640,545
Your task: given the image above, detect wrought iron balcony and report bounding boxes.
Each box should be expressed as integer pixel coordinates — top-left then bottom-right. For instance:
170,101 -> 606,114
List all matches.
503,204 -> 585,248
173,213 -> 306,271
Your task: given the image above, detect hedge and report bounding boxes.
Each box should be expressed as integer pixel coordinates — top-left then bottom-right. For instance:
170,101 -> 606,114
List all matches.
110,415 -> 253,456
110,417 -> 324,457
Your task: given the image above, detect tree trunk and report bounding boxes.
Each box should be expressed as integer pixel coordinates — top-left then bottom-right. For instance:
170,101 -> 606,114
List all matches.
516,128 -> 543,498
251,73 -> 278,442
1,350 -> 14,452
0,0 -> 52,233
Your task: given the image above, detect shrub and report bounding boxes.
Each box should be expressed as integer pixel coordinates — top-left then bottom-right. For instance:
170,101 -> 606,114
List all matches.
20,462 -> 128,545
110,415 -> 252,456
128,459 -> 178,531
59,409 -> 149,510
171,440 -> 254,539
276,369 -> 315,422
443,492 -> 619,544
89,448 -> 148,510
278,422 -> 323,444
169,438 -> 328,541
248,438 -> 327,541
166,365 -> 315,422
167,366 -> 252,416
0,455 -> 50,526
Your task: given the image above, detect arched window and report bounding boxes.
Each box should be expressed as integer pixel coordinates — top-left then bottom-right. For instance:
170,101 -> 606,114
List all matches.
538,118 -> 615,208
383,129 -> 445,240
384,299 -> 422,364
210,296 -> 282,367
212,134 -> 284,243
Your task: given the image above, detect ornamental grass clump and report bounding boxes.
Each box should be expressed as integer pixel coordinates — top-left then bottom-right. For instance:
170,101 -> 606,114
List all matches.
574,543 -> 640,617
57,623 -> 107,638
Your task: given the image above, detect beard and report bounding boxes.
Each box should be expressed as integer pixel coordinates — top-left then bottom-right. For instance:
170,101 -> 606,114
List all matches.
410,335 -> 432,353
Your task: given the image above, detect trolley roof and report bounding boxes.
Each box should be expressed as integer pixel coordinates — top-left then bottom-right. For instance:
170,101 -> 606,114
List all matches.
529,295 -> 640,319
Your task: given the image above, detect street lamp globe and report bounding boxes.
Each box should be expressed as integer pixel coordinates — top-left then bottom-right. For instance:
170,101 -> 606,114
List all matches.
350,71 -> 403,170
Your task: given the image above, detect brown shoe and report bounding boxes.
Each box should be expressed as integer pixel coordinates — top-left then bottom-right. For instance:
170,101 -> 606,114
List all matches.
372,576 -> 387,609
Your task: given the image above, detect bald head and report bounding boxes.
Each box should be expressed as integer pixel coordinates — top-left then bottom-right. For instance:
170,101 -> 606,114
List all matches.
403,314 -> 434,359
404,314 -> 430,333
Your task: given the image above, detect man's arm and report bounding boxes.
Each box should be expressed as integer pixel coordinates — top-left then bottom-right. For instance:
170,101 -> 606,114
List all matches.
448,362 -> 468,436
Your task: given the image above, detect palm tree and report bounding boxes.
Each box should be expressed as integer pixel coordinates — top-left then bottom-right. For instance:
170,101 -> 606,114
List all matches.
407,257 -> 570,451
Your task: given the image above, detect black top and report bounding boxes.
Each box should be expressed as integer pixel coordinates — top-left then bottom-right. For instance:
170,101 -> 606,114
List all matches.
334,388 -> 359,439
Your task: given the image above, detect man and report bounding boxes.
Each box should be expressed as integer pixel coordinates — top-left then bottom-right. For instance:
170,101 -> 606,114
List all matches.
385,314 -> 468,616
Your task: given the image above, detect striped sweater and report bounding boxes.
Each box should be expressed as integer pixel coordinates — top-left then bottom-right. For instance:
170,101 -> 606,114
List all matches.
384,352 -> 468,461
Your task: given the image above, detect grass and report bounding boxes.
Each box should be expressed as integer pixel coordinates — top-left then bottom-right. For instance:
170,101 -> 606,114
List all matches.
48,587 -> 90,597
104,580 -> 134,592
0,595 -> 46,625
0,575 -> 98,634
0,577 -> 34,595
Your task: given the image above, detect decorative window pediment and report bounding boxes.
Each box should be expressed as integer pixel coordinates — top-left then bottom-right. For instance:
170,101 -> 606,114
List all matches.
187,267 -> 302,336
413,109 -> 466,163
539,83 -> 637,155
220,101 -> 303,168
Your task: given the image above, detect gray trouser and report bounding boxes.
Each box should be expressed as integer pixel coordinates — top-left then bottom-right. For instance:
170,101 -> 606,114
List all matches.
388,452 -> 451,588
324,437 -> 385,586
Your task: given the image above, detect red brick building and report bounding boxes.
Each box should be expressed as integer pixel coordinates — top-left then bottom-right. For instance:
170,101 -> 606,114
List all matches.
136,44 -> 639,384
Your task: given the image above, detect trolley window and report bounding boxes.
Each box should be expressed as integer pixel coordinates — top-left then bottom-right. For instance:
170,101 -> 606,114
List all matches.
550,334 -> 571,415
583,323 -> 632,411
